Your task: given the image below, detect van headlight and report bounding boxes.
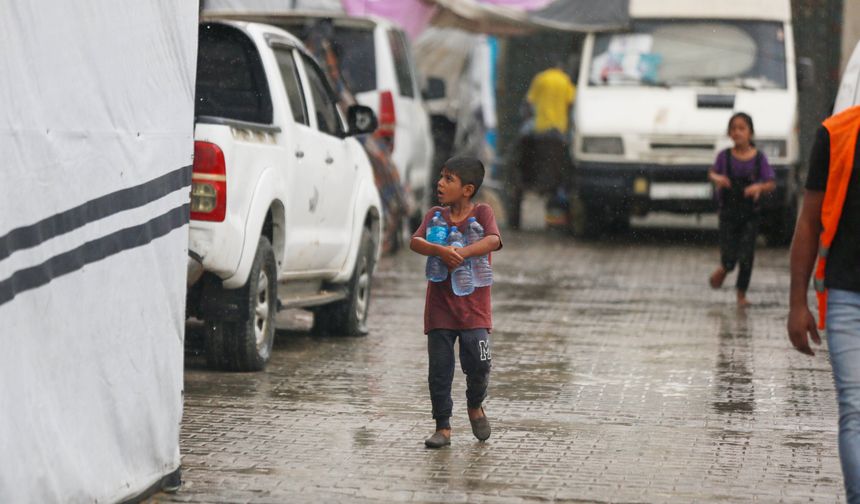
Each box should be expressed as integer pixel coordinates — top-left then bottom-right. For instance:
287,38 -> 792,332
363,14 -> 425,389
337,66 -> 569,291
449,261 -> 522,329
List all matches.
757,140 -> 786,158
582,136 -> 624,155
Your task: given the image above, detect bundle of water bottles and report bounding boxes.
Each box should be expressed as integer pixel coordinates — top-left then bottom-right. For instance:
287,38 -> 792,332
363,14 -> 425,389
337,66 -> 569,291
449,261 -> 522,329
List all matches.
425,211 -> 493,296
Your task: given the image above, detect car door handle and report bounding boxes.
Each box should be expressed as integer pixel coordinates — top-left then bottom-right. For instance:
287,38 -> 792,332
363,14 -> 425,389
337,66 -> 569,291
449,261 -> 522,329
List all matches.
295,150 -> 304,159
325,156 -> 334,164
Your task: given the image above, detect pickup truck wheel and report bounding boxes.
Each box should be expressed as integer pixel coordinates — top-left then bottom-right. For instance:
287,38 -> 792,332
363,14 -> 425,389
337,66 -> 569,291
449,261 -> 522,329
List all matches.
313,228 -> 375,336
205,236 -> 277,371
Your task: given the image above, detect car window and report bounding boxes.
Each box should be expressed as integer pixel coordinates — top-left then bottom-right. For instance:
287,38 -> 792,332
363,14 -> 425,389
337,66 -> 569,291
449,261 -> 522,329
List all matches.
195,23 -> 273,124
388,29 -> 415,98
273,47 -> 309,126
330,27 -> 377,93
301,54 -> 343,136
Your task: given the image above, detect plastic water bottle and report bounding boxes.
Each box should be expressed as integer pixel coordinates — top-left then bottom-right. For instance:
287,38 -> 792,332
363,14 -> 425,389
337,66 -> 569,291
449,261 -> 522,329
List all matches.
466,217 -> 493,288
425,211 -> 448,282
448,226 -> 474,296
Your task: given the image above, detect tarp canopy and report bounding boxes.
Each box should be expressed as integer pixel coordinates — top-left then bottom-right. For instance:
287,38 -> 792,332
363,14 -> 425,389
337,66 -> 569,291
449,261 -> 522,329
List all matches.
202,0 -> 344,14
203,0 -> 630,38
0,1 -> 196,502
530,0 -> 630,32
427,0 -> 630,36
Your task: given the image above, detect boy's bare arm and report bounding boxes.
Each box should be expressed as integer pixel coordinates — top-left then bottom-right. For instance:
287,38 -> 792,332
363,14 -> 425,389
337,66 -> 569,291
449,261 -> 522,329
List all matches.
787,190 -> 824,355
411,237 -> 465,269
457,235 -> 501,259
410,237 -> 442,257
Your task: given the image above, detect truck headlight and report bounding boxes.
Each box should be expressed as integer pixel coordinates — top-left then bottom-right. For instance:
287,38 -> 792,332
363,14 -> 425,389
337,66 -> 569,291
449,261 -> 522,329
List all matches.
757,140 -> 786,158
582,136 -> 624,155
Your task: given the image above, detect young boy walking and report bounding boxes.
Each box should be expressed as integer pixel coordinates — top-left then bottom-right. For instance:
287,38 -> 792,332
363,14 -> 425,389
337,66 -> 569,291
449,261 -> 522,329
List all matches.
410,157 -> 502,448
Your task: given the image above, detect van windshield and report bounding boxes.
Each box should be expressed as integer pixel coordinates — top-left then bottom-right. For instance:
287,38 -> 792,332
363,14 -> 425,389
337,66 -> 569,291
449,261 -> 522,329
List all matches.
589,20 -> 787,90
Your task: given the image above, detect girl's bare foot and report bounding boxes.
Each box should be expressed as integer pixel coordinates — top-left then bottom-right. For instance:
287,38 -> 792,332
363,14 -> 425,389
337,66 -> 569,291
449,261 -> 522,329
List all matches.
737,291 -> 750,307
710,266 -> 727,289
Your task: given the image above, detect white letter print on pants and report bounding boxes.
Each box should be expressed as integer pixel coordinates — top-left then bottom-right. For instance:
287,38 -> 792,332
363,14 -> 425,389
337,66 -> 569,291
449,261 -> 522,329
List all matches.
479,340 -> 491,361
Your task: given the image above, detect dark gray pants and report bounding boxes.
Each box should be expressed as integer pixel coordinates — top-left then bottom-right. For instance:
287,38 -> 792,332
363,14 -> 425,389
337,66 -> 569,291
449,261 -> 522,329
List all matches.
427,329 -> 492,429
719,210 -> 759,292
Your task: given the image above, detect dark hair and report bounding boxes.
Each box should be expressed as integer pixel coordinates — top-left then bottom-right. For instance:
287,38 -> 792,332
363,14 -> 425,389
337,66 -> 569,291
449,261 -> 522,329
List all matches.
728,112 -> 755,145
443,156 -> 485,196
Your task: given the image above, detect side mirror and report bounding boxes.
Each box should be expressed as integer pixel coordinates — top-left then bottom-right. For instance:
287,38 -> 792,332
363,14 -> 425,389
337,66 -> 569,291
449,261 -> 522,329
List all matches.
422,77 -> 446,101
797,57 -> 815,91
346,105 -> 378,136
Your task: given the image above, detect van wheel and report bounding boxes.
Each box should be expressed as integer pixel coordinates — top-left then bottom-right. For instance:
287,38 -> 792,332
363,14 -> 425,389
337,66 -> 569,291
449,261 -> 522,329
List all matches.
568,193 -> 604,239
205,236 -> 277,371
763,199 -> 797,247
313,228 -> 375,336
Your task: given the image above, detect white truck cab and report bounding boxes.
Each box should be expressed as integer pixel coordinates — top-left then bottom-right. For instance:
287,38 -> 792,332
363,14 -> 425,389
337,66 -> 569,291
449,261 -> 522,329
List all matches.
573,0 -> 799,243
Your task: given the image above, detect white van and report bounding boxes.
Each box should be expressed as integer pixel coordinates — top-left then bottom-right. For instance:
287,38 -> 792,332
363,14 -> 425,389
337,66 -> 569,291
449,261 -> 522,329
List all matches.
572,0 -> 800,243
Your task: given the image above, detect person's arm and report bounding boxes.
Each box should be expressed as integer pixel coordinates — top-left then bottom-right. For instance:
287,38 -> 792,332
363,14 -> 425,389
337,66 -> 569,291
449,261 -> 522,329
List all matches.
410,237 -> 465,269
745,179 -> 776,200
787,191 -> 824,355
456,235 -> 501,260
708,152 -> 731,189
708,168 -> 731,189
745,153 -> 777,199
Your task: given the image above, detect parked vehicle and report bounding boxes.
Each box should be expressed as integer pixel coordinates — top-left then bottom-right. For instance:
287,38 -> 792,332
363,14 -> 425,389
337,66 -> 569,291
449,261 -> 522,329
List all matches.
572,0 -> 801,243
211,13 -> 439,228
187,21 -> 383,371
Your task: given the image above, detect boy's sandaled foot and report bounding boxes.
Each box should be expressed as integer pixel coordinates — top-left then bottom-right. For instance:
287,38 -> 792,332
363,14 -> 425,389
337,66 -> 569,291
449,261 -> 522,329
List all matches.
424,429 -> 451,448
469,407 -> 491,441
709,267 -> 727,289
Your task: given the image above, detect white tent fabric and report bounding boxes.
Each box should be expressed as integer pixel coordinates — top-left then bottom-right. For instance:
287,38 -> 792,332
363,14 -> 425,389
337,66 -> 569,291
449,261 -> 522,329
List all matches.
0,1 -> 196,502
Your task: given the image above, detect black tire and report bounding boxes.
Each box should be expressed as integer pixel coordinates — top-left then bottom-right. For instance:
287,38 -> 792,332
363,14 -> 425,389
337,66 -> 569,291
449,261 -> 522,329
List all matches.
763,199 -> 798,247
205,236 -> 277,371
568,192 -> 605,239
313,227 -> 375,336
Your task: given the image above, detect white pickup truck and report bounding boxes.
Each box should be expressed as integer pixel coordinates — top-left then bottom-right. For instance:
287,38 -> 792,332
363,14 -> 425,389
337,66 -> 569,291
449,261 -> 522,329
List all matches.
187,21 -> 383,371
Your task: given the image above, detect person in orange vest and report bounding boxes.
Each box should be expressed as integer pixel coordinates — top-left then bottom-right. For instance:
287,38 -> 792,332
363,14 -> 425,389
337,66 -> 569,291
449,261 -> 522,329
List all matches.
788,105 -> 860,501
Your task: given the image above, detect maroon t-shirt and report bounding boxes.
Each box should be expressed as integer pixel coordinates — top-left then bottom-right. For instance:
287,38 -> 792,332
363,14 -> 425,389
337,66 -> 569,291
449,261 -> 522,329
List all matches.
413,203 -> 502,334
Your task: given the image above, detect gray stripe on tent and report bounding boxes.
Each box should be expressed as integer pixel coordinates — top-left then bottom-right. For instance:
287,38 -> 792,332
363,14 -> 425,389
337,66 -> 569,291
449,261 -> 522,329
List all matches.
0,164 -> 192,261
0,203 -> 190,306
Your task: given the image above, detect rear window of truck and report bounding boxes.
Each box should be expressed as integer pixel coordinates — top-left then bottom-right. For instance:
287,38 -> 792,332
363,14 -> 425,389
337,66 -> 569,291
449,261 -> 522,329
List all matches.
195,23 -> 273,124
330,27 -> 377,93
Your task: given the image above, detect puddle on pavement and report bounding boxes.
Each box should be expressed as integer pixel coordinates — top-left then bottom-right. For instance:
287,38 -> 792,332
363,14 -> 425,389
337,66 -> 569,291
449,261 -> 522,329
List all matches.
710,309 -> 755,416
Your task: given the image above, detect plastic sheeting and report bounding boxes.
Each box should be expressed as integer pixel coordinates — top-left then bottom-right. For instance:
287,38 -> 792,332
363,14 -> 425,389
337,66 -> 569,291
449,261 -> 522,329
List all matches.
0,1 -> 197,502
530,0 -> 629,32
202,0 -> 344,15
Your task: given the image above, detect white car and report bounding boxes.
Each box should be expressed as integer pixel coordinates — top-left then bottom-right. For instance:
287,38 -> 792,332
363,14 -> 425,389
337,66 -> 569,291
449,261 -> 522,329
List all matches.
212,13 -> 439,227
187,20 -> 383,371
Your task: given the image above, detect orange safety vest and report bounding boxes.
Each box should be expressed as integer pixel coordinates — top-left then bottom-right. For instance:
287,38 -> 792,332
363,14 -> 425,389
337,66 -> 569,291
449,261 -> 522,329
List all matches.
815,105 -> 860,329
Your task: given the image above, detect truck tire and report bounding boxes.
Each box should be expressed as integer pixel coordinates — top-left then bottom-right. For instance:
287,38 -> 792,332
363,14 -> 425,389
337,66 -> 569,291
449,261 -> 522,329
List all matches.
313,227 -> 375,336
205,236 -> 277,371
568,192 -> 604,239
763,199 -> 798,247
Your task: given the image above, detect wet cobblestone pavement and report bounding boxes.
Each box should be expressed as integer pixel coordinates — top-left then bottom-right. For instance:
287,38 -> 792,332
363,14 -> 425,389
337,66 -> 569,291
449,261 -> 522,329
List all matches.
158,226 -> 843,503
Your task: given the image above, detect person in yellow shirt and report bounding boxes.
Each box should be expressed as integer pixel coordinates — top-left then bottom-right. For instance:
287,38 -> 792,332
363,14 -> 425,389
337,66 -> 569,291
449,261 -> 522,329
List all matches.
526,65 -> 576,135
507,63 -> 576,229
